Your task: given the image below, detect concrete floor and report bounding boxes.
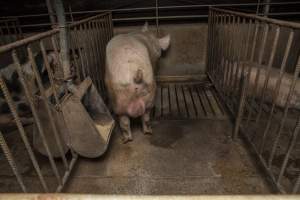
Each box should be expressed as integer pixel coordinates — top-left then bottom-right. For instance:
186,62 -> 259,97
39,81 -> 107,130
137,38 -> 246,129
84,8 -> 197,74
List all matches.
64,119 -> 271,194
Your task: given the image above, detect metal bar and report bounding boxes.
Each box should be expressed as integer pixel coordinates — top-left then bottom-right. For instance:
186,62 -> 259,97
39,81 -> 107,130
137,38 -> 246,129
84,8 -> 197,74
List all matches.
233,75 -> 248,139
0,74 -> 49,192
155,0 -> 159,36
267,36 -> 297,168
54,0 -> 71,81
255,26 -> 280,153
293,172 -> 300,193
28,46 -> 68,170
72,25 -> 87,79
40,40 -> 60,103
56,154 -> 78,192
46,0 -> 56,27
245,22 -> 269,134
277,115 -> 300,184
244,20 -> 259,128
0,130 -> 27,192
0,28 -> 59,54
212,7 -> 300,30
50,34 -> 63,79
12,50 -> 62,186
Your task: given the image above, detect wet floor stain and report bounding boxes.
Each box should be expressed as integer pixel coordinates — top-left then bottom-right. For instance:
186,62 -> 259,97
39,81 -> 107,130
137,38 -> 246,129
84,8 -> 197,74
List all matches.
149,123 -> 183,148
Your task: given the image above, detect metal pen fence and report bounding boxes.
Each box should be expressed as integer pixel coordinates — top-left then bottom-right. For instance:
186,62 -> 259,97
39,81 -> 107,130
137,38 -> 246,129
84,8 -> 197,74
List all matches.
0,18 -> 23,46
207,7 -> 300,194
0,12 -> 112,193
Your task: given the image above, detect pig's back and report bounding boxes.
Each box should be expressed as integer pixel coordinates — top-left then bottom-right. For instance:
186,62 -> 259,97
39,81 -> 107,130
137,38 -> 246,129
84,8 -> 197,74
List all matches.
106,34 -> 154,85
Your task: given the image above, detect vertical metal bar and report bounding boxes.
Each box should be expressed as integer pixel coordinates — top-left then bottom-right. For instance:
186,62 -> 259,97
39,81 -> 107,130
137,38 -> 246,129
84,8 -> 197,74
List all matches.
12,50 -> 62,186
155,0 -> 159,36
255,26 -> 280,153
73,25 -> 87,79
51,35 -> 63,78
277,115 -> 300,184
233,75 -> 248,139
210,11 -> 217,82
246,23 -> 269,131
108,12 -> 114,38
91,20 -> 104,93
293,173 -> 300,193
46,0 -> 57,27
218,14 -> 226,90
94,20 -> 105,93
5,20 -> 12,43
0,75 -> 48,192
54,0 -> 71,81
40,40 -> 59,103
69,5 -> 74,22
0,130 -> 27,192
267,35 -> 297,167
80,23 -> 91,78
28,46 -> 68,170
205,8 -> 211,74
231,16 -> 243,96
68,28 -> 81,81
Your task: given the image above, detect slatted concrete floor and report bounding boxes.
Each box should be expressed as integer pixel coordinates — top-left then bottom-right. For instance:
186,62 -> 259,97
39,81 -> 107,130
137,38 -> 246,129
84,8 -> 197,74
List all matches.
153,82 -> 227,120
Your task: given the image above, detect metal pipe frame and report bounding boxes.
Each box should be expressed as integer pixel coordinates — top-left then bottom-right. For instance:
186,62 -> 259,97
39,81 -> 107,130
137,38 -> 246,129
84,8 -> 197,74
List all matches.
207,8 -> 300,194
0,9 -> 112,194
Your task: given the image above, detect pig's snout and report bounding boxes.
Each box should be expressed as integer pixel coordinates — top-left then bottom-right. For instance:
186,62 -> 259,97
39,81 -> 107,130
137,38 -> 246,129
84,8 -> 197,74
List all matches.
127,98 -> 145,118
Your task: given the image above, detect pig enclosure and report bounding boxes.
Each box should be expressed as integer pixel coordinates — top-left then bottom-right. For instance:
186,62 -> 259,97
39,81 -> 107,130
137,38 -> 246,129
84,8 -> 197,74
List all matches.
0,6 -> 300,195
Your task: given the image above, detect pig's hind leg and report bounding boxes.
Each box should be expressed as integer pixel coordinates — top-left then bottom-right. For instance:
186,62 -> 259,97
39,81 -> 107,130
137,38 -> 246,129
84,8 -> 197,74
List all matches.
142,109 -> 152,135
119,115 -> 133,143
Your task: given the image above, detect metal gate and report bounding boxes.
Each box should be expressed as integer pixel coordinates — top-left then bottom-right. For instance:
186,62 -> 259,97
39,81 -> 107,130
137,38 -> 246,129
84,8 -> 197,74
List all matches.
207,7 -> 300,194
0,12 -> 112,193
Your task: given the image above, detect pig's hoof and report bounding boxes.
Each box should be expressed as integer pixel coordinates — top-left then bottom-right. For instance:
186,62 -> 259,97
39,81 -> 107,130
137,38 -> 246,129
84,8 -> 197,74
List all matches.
122,135 -> 133,144
143,127 -> 153,135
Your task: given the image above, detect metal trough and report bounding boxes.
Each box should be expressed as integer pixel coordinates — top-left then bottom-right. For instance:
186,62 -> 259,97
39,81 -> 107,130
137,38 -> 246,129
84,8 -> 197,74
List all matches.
61,77 -> 115,158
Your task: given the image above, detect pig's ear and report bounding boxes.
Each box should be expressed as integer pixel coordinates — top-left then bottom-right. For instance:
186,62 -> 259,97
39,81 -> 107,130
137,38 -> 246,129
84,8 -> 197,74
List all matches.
142,22 -> 149,32
158,34 -> 170,51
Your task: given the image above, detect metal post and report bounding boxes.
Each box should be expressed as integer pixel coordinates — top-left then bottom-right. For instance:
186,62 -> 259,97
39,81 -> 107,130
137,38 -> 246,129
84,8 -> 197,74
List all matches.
46,0 -> 56,27
54,0 -> 72,81
155,0 -> 159,36
263,0 -> 271,17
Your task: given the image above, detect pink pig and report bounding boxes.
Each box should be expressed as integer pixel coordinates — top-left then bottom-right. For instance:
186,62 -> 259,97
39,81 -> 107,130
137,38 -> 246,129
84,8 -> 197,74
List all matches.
105,23 -> 170,142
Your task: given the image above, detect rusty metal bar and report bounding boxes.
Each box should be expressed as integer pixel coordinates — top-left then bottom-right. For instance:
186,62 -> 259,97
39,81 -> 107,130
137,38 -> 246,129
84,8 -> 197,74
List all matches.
255,26 -> 280,153
233,75 -> 248,139
0,130 -> 27,192
267,37 -> 297,167
54,0 -> 71,81
212,7 -> 300,29
40,40 -> 60,103
12,50 -> 62,186
0,29 -> 59,54
0,75 -> 49,192
72,25 -> 87,79
27,46 -> 68,170
245,23 -> 269,136
277,115 -> 300,184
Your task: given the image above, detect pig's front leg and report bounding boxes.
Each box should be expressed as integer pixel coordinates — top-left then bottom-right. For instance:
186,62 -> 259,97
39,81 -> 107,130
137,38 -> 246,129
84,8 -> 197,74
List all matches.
142,110 -> 152,135
119,115 -> 133,143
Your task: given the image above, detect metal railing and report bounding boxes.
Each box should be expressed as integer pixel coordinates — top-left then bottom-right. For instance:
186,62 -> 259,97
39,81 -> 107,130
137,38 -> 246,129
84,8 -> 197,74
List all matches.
1,1 -> 300,29
0,18 -> 23,46
0,12 -> 113,193
69,12 -> 113,95
207,7 -> 300,194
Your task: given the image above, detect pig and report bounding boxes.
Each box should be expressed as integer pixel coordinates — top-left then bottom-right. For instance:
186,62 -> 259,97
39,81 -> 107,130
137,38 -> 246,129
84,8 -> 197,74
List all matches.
0,51 -> 61,130
105,22 -> 170,142
232,62 -> 300,109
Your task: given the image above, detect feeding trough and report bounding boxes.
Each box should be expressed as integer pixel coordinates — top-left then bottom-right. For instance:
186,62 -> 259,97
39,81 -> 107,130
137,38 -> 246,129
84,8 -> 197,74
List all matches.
61,77 -> 115,158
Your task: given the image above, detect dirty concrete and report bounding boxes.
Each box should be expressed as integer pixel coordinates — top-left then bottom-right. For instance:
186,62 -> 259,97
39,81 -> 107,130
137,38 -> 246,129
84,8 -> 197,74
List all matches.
64,119 -> 271,194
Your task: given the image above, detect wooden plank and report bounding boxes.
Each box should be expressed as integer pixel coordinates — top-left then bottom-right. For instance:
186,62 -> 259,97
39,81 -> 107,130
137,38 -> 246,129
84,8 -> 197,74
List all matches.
183,85 -> 197,118
175,84 -> 188,118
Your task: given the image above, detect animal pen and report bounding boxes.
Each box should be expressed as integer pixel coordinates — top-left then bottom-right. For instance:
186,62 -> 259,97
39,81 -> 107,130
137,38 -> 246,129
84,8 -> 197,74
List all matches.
0,1 -> 300,197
